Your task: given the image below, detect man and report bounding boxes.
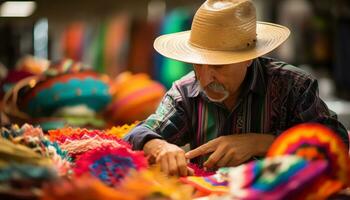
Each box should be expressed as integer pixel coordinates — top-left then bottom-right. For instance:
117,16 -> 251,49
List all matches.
125,0 -> 349,176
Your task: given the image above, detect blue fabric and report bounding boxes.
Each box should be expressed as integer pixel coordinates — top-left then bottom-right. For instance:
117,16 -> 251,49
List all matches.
26,77 -> 111,117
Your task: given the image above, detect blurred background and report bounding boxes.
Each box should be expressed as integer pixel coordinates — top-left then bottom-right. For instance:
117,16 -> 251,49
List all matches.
0,0 -> 349,128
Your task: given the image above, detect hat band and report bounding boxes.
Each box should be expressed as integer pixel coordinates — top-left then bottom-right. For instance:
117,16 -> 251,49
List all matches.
188,35 -> 257,51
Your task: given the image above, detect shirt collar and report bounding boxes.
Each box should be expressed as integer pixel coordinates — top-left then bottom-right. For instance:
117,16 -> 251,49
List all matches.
187,72 -> 200,98
187,58 -> 267,98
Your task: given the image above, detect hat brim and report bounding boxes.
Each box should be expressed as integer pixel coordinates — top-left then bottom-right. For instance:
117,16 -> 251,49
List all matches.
154,21 -> 290,65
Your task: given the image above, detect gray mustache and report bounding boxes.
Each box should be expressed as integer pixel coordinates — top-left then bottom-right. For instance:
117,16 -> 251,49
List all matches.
207,82 -> 226,92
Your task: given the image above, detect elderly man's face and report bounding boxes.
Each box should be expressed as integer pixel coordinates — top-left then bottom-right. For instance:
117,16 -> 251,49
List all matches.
193,60 -> 251,103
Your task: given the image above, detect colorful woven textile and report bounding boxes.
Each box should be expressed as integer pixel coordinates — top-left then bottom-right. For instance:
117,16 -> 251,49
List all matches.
106,72 -> 165,124
48,128 -> 131,158
3,59 -> 110,130
0,136 -> 56,199
180,167 -> 229,196
74,146 -> 148,186
16,59 -> 111,119
229,155 -> 328,200
105,122 -> 137,139
267,123 -> 350,185
22,74 -> 111,118
49,127 -> 122,142
1,124 -> 71,176
187,163 -> 216,177
42,175 -> 129,200
0,164 -> 55,182
118,167 -> 193,200
42,168 -> 193,200
267,123 -> 350,199
0,137 -> 52,167
228,123 -> 350,200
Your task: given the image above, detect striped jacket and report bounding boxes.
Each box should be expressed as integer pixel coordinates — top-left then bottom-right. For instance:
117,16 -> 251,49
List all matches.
125,57 -> 349,164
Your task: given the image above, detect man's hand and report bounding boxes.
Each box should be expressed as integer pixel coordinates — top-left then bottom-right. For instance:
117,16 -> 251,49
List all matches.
185,134 -> 275,169
143,139 -> 193,176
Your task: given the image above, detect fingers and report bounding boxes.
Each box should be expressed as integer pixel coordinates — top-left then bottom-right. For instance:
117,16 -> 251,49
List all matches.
185,139 -> 218,159
187,166 -> 194,176
176,154 -> 188,176
157,150 -> 188,176
227,158 -> 240,167
185,146 -> 206,160
159,154 -> 169,175
216,149 -> 234,167
146,154 -> 156,164
203,145 -> 224,168
168,154 -> 178,175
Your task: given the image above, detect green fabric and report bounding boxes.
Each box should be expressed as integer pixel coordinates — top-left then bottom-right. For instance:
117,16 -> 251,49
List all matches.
93,23 -> 107,73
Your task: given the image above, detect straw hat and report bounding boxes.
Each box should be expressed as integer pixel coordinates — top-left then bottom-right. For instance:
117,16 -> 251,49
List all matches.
154,0 -> 290,65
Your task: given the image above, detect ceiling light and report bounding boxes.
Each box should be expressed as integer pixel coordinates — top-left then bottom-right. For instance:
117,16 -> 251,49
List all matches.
0,1 -> 36,17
